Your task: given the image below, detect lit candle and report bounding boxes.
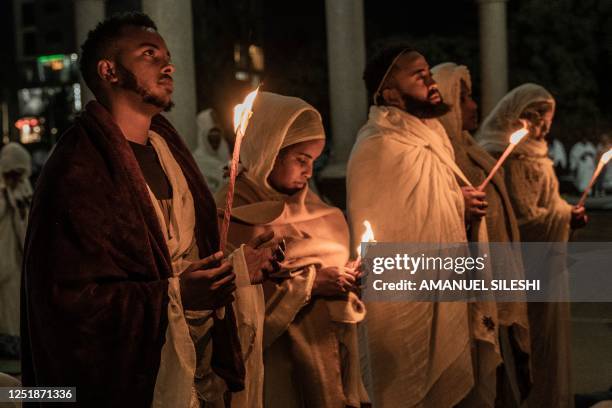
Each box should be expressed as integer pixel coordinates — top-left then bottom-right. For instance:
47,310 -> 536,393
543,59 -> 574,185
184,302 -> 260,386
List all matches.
478,126 -> 529,191
219,87 -> 259,252
577,148 -> 612,207
356,220 -> 376,263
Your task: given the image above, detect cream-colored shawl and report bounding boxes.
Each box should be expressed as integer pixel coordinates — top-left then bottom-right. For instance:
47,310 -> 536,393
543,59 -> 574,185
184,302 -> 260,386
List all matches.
347,106 -> 500,407
216,92 -> 368,408
477,85 -> 574,408
433,63 -> 531,405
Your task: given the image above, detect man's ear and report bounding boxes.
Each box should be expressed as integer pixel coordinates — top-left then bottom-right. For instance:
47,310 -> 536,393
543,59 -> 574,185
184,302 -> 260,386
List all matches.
381,87 -> 403,109
97,59 -> 118,84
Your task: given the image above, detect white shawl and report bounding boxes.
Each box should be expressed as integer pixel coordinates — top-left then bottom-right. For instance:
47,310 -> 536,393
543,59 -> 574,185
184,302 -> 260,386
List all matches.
347,106 -> 499,407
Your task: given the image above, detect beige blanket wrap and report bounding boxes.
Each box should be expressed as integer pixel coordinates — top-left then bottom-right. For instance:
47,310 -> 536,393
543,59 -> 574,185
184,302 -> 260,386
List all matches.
347,106 -> 501,407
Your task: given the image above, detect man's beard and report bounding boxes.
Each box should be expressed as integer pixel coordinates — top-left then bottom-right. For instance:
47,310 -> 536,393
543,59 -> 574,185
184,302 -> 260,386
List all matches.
115,63 -> 174,112
401,90 -> 451,119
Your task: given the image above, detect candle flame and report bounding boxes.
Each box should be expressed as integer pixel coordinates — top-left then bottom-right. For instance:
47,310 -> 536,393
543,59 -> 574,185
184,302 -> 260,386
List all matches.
357,220 -> 376,257
601,148 -> 612,164
233,87 -> 259,135
509,127 -> 529,145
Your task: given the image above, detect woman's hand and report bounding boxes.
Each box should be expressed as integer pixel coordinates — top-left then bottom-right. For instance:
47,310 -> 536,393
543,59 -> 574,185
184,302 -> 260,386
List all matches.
570,205 -> 588,229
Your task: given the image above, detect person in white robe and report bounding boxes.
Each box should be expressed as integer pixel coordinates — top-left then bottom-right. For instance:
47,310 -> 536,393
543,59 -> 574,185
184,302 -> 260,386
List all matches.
216,92 -> 369,408
0,142 -> 32,359
192,109 -> 230,193
347,46 -> 501,408
569,139 -> 597,193
549,138 -> 568,170
432,62 -> 532,407
477,83 -> 588,408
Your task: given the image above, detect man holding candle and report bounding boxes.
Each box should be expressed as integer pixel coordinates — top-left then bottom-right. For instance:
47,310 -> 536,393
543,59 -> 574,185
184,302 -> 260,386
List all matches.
477,83 -> 588,408
347,46 -> 500,407
21,12 -> 276,407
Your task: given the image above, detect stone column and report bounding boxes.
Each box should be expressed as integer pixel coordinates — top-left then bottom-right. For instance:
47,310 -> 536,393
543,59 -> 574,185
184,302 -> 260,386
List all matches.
478,0 -> 509,117
322,0 -> 367,177
74,0 -> 105,107
143,0 -> 198,149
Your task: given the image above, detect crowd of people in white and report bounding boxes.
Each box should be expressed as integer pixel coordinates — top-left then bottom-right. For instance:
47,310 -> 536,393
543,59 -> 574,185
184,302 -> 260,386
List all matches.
549,133 -> 612,196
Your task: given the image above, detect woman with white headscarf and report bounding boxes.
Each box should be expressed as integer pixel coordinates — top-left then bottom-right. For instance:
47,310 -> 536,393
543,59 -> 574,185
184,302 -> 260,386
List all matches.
193,109 -> 230,193
215,92 -> 369,407
432,63 -> 531,407
0,142 -> 33,358
477,84 -> 587,408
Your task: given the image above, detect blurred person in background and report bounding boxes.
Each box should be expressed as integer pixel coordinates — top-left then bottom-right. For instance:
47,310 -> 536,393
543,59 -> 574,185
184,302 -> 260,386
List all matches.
569,137 -> 597,194
549,136 -> 568,176
193,108 -> 230,193
0,142 -> 32,360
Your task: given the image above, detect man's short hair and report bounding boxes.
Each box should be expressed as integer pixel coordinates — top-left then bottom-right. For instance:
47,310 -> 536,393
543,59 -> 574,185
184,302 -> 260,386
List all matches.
79,12 -> 157,95
363,44 -> 415,106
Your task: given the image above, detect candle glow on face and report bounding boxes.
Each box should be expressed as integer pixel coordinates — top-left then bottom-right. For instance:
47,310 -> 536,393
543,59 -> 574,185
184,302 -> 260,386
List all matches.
233,87 -> 259,134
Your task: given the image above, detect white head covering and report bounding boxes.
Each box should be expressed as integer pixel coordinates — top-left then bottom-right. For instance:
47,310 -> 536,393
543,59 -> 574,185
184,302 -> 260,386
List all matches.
192,109 -> 230,192
0,142 -> 32,178
0,142 -> 33,244
431,62 -> 472,141
476,83 -> 555,157
240,92 -> 325,199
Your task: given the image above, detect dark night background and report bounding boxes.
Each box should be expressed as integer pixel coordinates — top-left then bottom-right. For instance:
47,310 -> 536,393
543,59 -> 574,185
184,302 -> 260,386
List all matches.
0,0 -> 611,398
1,0 -> 611,146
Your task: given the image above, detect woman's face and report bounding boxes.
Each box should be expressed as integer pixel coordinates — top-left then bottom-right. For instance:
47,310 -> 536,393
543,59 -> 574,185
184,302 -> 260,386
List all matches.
267,139 -> 325,195
520,101 -> 554,140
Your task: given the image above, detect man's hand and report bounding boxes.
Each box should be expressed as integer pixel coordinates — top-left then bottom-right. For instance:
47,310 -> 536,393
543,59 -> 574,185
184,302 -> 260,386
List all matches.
312,266 -> 359,297
179,251 -> 236,311
243,231 -> 279,284
461,186 -> 488,221
570,205 -> 588,229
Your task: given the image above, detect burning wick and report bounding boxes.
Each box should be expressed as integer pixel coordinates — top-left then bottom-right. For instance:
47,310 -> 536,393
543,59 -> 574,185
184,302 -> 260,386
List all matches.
477,125 -> 529,191
577,148 -> 612,207
219,87 -> 259,252
215,87 -> 258,321
356,220 -> 376,263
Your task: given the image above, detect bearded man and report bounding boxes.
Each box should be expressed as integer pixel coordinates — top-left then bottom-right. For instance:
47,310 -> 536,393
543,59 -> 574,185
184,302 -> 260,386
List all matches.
21,12 -> 276,407
347,46 -> 500,407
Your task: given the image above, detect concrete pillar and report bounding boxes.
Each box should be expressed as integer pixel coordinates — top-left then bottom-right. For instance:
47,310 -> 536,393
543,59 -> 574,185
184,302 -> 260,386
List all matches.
74,0 -> 105,107
323,0 -> 367,177
143,0 -> 198,149
478,0 -> 509,117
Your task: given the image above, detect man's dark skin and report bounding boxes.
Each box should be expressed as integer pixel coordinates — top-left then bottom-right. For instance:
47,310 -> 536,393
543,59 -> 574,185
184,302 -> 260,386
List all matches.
93,25 -> 275,311
377,50 -> 488,222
